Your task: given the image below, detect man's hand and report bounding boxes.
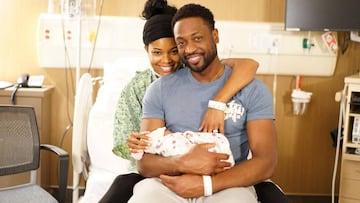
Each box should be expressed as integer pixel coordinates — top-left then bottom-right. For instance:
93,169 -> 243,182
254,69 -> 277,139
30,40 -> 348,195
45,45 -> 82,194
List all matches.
160,174 -> 204,198
178,143 -> 231,175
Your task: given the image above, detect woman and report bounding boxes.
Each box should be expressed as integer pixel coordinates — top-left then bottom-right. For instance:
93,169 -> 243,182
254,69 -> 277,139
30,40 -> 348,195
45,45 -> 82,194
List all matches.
100,0 -> 258,202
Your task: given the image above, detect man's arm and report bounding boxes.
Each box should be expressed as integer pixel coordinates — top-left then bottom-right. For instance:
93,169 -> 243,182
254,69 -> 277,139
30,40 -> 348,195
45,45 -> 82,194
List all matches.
160,119 -> 277,198
212,119 -> 278,192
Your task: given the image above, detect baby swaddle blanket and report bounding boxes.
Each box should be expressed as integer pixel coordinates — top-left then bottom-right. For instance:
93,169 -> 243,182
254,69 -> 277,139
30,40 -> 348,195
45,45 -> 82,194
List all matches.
132,127 -> 235,167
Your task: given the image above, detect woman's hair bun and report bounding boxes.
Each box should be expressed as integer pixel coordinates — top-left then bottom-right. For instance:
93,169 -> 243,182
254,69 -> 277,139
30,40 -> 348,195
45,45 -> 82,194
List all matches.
142,0 -> 177,20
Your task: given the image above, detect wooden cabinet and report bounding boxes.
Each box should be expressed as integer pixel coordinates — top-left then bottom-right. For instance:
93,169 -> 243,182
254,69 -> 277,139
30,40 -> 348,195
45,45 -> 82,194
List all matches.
0,86 -> 54,189
339,74 -> 360,202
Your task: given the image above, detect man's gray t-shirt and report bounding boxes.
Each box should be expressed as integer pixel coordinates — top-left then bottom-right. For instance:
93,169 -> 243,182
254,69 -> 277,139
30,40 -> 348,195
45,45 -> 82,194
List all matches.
142,66 -> 274,164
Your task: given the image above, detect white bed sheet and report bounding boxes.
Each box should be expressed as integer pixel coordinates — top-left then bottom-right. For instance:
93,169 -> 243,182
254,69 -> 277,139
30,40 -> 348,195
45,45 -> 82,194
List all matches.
79,167 -> 119,203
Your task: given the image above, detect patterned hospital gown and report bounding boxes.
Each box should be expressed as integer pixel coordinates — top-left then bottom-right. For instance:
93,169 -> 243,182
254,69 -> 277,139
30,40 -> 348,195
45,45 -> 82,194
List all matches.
112,68 -> 158,172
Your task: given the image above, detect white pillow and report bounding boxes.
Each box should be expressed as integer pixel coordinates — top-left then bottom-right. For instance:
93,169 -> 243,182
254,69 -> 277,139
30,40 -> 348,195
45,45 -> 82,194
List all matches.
87,57 -> 151,174
103,56 -> 151,89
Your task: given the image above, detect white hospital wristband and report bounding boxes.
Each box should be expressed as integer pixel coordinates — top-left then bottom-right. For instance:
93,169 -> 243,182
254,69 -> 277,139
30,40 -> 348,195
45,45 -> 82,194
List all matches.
208,100 -> 226,111
203,175 -> 213,196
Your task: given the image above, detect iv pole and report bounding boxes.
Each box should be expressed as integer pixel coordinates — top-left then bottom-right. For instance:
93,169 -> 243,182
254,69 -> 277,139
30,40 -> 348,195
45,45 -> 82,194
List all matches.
76,2 -> 82,88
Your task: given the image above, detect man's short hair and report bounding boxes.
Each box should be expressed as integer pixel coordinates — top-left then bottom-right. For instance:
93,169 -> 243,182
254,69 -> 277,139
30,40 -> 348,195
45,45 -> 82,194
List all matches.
171,3 -> 215,31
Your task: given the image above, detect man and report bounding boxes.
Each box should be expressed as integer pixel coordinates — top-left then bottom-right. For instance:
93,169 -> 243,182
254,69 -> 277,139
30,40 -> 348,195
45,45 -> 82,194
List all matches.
129,3 -> 277,203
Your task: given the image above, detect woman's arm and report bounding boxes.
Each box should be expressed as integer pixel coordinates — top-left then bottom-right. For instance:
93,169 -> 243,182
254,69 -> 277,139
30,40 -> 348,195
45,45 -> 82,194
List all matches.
216,58 -> 258,102
199,58 -> 259,133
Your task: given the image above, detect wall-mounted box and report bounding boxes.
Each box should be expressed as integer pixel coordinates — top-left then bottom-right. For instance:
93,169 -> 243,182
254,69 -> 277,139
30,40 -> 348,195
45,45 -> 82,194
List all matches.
37,14 -> 337,76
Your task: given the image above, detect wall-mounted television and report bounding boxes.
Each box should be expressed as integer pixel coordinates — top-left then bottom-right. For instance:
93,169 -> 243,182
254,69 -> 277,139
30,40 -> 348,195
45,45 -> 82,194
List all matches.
285,0 -> 360,32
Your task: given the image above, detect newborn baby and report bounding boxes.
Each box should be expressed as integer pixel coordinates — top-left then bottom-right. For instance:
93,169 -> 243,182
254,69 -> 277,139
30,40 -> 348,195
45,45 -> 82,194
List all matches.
131,127 -> 235,167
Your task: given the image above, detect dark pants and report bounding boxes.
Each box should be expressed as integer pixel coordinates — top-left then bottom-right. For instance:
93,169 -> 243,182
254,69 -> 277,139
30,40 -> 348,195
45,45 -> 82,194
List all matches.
98,173 -> 145,203
254,181 -> 291,203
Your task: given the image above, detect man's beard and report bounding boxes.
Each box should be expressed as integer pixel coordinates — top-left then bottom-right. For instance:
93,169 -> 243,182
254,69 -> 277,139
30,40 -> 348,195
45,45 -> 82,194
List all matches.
181,46 -> 217,73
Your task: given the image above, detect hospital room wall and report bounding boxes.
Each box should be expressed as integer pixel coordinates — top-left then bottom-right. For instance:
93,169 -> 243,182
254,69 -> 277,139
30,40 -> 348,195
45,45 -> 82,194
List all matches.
1,0 -> 360,196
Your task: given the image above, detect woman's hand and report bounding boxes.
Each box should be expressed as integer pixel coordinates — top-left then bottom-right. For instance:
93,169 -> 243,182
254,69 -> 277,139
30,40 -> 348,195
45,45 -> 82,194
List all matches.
198,108 -> 225,134
127,131 -> 151,153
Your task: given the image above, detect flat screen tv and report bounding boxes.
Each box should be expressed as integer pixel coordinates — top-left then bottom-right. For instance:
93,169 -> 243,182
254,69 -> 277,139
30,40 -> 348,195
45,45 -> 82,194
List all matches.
285,0 -> 360,31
